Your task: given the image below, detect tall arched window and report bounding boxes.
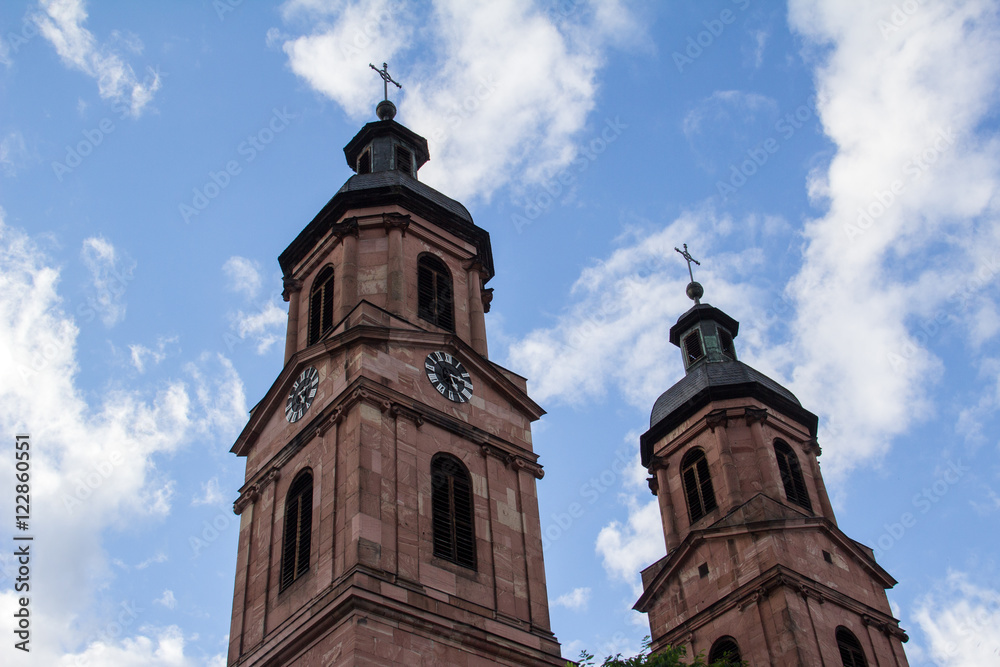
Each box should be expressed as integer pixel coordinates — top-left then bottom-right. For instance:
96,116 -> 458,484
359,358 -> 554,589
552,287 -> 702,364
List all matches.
836,627 -> 869,667
431,454 -> 476,569
417,254 -> 454,332
681,448 -> 717,523
280,470 -> 313,591
708,636 -> 742,665
775,439 -> 812,511
307,266 -> 335,345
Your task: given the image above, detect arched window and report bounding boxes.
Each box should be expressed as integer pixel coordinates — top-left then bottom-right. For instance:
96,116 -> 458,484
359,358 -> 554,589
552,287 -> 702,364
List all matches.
431,454 -> 476,569
307,266 -> 335,345
681,448 -> 717,523
775,439 -> 812,511
280,471 -> 313,591
836,627 -> 868,667
417,254 -> 454,332
708,636 -> 742,665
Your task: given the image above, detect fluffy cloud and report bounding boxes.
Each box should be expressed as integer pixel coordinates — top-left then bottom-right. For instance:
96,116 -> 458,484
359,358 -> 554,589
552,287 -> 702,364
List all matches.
80,236 -> 134,327
35,0 -> 161,117
278,0 -> 645,201
222,256 -> 263,299
0,218 -> 246,663
232,301 -> 287,355
912,571 -> 1000,666
595,498 -> 664,593
552,587 -> 592,611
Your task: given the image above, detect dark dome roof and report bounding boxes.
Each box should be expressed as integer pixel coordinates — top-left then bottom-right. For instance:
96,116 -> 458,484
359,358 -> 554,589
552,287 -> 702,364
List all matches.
337,171 -> 473,223
650,360 -> 801,428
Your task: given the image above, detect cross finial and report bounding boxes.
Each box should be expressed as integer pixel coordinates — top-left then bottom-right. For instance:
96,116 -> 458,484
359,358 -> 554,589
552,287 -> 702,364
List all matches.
674,243 -> 704,304
369,62 -> 402,102
674,243 -> 700,282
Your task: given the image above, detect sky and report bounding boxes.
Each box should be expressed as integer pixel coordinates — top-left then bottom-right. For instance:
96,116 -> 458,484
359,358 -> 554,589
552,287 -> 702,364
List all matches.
0,0 -> 999,665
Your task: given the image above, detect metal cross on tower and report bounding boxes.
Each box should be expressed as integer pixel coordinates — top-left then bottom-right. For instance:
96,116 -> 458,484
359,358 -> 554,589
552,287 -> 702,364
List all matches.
674,243 -> 704,304
674,243 -> 700,282
369,62 -> 402,102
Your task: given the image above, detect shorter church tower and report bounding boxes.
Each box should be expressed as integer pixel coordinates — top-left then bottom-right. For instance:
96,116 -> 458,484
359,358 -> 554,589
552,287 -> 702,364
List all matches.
634,250 -> 909,666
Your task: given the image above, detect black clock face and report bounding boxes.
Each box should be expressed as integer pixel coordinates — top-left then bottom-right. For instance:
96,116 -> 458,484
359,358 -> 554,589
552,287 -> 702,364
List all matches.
424,351 -> 473,403
286,366 -> 319,423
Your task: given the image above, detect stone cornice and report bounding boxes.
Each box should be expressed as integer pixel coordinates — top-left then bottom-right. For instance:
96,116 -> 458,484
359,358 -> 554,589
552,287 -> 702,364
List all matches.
650,565 -> 907,649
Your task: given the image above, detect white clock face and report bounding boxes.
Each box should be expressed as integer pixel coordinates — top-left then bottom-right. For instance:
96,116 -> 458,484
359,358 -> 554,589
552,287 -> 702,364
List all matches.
424,351 -> 473,403
286,366 -> 319,423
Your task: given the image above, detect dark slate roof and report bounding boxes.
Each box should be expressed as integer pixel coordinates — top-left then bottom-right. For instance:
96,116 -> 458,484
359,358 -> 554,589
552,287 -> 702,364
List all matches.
641,359 -> 817,466
337,171 -> 473,223
650,360 -> 800,428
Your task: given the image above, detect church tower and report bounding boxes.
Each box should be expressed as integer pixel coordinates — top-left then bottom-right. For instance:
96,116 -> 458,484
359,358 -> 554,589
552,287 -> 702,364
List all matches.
634,255 -> 910,666
226,75 -> 565,666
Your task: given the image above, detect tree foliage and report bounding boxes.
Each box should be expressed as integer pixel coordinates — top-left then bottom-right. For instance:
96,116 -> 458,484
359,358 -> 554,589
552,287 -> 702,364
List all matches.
571,637 -> 746,667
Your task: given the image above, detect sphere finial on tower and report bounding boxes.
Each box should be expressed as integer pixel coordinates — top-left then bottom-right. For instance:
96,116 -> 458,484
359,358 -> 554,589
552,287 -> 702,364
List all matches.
369,61 -> 402,120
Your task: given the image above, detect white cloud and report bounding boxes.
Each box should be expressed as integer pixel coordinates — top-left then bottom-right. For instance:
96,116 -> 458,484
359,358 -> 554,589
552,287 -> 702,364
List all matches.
0,131 -> 33,176
232,301 -> 287,355
508,210 -> 763,409
222,256 -> 263,299
778,0 -> 1000,475
279,0 -> 645,201
81,236 -> 134,327
0,217 -> 247,662
552,586 -> 591,611
35,0 -> 161,117
155,590 -> 177,610
595,497 -> 664,593
135,551 -> 168,570
129,336 -> 178,373
913,571 -> 1000,666
192,477 -> 226,507
53,625 -> 199,667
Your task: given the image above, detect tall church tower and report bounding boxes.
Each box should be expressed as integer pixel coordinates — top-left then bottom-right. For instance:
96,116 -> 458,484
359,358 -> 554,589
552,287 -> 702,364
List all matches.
227,84 -> 564,665
634,260 -> 910,666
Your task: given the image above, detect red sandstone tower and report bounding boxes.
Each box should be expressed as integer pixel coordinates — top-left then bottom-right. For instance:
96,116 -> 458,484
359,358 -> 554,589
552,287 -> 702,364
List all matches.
226,91 -> 564,665
634,268 -> 910,666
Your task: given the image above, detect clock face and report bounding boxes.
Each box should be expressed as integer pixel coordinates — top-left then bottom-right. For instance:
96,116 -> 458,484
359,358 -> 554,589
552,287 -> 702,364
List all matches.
285,366 -> 319,423
424,351 -> 473,403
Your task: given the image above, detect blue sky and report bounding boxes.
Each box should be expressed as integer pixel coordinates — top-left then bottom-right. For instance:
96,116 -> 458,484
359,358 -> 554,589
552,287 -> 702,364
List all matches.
1,0 -> 999,665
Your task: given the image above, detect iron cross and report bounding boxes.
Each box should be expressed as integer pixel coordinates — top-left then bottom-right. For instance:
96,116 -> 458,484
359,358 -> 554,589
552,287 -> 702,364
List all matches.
674,243 -> 700,282
369,62 -> 402,101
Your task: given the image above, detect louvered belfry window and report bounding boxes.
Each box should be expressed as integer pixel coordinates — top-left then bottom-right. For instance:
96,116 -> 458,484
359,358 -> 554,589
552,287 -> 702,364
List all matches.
775,439 -> 812,511
681,448 -> 717,523
431,454 -> 476,569
417,254 -> 454,332
280,471 -> 313,591
395,145 -> 412,175
836,627 -> 869,667
683,330 -> 704,365
708,636 -> 742,665
719,327 -> 736,359
307,266 -> 334,345
357,148 -> 371,174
